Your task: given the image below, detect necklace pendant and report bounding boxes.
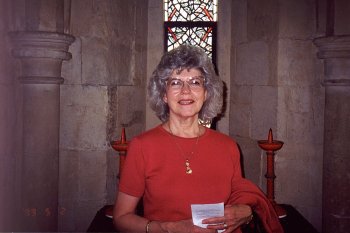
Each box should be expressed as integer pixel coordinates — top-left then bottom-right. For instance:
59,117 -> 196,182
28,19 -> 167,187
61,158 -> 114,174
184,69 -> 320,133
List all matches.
185,159 -> 193,174
186,167 -> 193,174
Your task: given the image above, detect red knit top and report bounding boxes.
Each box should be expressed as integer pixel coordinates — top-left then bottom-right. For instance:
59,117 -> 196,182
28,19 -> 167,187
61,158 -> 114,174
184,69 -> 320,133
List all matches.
119,125 -> 242,221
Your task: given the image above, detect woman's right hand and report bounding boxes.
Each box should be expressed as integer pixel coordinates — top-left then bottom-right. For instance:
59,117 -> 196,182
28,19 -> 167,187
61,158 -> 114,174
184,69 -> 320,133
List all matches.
159,219 -> 217,233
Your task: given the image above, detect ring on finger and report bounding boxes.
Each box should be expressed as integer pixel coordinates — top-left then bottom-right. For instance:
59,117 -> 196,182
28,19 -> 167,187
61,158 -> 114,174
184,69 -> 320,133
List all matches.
223,223 -> 228,228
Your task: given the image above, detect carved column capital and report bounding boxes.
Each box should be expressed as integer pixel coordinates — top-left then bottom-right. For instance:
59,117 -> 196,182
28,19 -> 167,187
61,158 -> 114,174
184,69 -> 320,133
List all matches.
10,31 -> 75,84
313,35 -> 350,86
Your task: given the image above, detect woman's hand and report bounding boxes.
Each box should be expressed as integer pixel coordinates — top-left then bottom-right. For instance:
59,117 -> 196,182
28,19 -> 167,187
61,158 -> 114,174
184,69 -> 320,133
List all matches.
160,219 -> 217,233
202,204 -> 253,233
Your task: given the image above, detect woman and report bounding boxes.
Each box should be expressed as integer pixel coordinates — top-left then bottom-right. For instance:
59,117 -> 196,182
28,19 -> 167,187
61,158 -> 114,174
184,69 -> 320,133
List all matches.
113,45 -> 283,233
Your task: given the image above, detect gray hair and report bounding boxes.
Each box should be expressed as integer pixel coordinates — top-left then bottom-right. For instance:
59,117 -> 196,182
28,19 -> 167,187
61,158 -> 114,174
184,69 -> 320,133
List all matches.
148,44 -> 223,123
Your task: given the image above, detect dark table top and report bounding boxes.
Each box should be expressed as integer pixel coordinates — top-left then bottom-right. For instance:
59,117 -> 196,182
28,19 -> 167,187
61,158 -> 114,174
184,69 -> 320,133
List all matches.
279,204 -> 319,233
87,204 -> 319,233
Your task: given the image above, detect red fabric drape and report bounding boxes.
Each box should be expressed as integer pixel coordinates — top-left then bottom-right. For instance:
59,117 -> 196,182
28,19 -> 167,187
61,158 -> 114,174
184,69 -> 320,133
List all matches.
229,179 -> 284,233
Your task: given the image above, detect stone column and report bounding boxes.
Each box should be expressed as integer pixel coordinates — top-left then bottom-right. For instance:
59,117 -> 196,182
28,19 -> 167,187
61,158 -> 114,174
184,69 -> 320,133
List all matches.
10,31 -> 74,231
313,35 -> 350,233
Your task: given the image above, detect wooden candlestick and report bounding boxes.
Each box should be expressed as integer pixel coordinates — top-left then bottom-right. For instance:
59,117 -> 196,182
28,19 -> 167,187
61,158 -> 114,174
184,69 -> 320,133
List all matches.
106,128 -> 129,218
258,128 -> 286,218
111,128 -> 129,179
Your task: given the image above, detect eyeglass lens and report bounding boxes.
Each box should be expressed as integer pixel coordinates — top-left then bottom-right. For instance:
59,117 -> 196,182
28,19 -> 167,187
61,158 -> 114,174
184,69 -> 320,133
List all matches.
167,77 -> 205,90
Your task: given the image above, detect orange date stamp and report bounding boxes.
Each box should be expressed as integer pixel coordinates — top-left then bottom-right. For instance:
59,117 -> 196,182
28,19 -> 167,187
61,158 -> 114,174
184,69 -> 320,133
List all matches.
23,207 -> 67,217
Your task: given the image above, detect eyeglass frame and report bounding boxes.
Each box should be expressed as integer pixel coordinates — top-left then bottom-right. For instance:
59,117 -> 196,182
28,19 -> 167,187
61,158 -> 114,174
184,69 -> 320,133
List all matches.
165,76 -> 206,92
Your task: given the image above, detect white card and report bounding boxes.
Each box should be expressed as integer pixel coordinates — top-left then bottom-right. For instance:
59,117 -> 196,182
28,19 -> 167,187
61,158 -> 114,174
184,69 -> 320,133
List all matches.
191,202 -> 224,229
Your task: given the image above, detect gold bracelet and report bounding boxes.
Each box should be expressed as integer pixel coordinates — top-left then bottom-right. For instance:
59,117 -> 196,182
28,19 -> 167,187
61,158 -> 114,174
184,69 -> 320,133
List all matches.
146,220 -> 152,233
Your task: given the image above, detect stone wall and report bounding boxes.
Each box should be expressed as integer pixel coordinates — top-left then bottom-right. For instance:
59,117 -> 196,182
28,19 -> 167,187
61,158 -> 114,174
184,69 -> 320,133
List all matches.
146,0 -> 163,129
276,1 -> 324,229
230,0 -> 324,230
59,0 -> 148,231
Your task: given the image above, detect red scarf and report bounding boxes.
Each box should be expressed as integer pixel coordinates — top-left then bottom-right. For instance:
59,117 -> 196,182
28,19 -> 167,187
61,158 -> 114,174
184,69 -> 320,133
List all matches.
229,179 -> 284,233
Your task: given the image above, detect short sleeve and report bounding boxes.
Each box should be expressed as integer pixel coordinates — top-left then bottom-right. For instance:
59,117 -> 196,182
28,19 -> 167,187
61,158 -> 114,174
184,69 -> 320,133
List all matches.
118,137 -> 146,197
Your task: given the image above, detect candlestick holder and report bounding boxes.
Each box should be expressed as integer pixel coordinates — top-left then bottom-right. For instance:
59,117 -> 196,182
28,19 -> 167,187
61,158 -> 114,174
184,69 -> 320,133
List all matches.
111,128 -> 129,179
105,128 -> 129,218
258,128 -> 286,218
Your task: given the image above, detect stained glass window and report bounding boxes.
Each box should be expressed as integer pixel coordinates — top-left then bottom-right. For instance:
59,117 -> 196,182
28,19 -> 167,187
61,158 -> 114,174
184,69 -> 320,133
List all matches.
164,0 -> 218,63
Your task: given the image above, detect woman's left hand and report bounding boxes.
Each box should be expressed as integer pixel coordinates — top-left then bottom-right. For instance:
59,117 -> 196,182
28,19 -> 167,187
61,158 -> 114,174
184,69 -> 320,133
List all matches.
202,204 -> 253,233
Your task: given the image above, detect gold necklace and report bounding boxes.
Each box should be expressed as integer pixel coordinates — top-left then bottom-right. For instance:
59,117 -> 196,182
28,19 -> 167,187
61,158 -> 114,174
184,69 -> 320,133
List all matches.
168,124 -> 200,174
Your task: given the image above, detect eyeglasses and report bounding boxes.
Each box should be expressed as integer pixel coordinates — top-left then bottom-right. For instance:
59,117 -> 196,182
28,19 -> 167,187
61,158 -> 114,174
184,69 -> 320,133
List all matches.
166,76 -> 205,91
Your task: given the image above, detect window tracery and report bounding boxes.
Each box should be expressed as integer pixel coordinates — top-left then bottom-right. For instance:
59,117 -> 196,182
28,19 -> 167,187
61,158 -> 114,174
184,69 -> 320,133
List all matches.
164,0 -> 217,62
